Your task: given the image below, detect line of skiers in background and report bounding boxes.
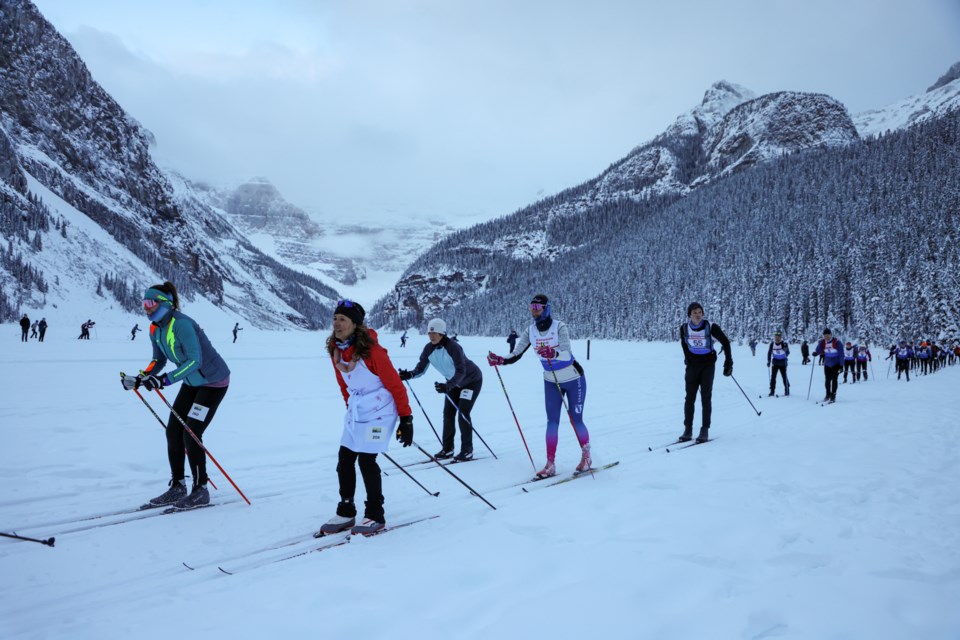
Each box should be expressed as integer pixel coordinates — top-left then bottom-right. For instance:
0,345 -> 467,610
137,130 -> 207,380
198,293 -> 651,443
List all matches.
749,331 -> 960,402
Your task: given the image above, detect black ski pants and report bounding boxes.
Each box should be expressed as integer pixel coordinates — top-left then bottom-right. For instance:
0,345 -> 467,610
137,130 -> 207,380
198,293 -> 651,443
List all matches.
166,384 -> 228,486
337,446 -> 383,521
684,360 -> 715,430
441,379 -> 482,454
856,360 -> 868,381
770,361 -> 789,392
843,360 -> 855,382
896,359 -> 910,381
824,364 -> 841,398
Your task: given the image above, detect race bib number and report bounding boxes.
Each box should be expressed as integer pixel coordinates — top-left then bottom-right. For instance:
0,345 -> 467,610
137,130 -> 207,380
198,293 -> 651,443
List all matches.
188,403 -> 210,422
459,389 -> 474,401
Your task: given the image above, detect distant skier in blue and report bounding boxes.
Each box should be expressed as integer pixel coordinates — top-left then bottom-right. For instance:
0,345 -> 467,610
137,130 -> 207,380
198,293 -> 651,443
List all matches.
767,330 -> 790,396
813,328 -> 843,402
842,341 -> 857,383
678,302 -> 733,443
895,340 -> 913,381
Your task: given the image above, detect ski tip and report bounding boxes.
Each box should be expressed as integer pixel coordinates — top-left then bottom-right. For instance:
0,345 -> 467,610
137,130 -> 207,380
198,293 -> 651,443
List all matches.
521,487 -> 529,493
217,566 -> 233,575
182,561 -> 195,570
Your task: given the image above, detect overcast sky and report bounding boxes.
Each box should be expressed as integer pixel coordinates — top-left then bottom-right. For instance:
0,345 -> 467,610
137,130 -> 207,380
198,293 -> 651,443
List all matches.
31,0 -> 960,225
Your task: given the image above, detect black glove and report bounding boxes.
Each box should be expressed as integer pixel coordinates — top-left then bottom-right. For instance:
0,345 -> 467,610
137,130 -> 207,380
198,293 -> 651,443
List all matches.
723,361 -> 733,377
120,373 -> 142,391
396,415 -> 413,447
141,374 -> 166,391
398,369 -> 412,381
434,381 -> 448,394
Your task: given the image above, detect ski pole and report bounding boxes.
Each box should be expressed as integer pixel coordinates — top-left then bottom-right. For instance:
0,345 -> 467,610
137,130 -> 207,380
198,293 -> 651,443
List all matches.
0,531 -> 55,547
729,374 -> 761,416
492,365 -> 537,473
806,360 -> 816,400
413,441 -> 496,510
152,389 -> 251,505
381,453 -> 439,497
546,357 -> 594,478
404,381 -> 443,446
442,392 -> 498,459
125,375 -> 219,491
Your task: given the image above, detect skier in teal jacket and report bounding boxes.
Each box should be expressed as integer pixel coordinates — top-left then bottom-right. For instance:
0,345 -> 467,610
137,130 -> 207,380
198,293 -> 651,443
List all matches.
120,281 -> 230,511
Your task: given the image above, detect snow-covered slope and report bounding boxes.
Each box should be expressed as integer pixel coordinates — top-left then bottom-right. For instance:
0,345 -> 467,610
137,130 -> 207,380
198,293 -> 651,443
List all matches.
0,0 -> 339,328
190,178 -> 460,303
854,61 -> 960,138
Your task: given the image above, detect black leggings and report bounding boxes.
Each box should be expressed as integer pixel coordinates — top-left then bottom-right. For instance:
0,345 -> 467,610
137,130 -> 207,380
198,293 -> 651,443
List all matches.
441,379 -> 482,453
166,384 -> 228,486
769,362 -> 789,391
337,446 -> 383,521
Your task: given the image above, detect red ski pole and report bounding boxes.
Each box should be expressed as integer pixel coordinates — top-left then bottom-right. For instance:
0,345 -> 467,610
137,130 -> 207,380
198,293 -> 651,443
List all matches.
492,365 -> 537,473
153,389 -> 251,505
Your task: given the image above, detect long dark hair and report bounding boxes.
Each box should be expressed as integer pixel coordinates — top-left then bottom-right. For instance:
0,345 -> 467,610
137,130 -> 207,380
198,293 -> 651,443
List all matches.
149,281 -> 180,310
326,324 -> 375,361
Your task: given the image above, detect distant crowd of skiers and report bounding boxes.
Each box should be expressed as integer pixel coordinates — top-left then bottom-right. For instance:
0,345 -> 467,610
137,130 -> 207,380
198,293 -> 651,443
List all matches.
747,331 -> 959,402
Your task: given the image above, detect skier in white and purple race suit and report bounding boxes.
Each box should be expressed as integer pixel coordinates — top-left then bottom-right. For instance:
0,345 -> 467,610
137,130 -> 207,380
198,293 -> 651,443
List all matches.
487,294 -> 592,479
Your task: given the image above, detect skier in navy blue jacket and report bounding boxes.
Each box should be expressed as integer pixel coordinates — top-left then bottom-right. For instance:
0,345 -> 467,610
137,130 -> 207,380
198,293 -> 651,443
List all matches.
767,331 -> 790,396
678,302 -> 733,443
813,328 -> 843,402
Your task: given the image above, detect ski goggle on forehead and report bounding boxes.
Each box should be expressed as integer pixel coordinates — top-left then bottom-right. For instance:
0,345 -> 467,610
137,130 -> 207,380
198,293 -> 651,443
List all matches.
530,303 -> 545,312
337,299 -> 356,308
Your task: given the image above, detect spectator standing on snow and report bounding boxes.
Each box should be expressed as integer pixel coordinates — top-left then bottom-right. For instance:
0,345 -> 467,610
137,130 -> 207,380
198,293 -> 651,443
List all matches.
30,320 -> 38,339
801,339 -> 810,365
318,300 -> 413,536
232,322 -> 242,343
400,330 -> 408,348
749,338 -> 758,356
19,314 -> 30,342
767,330 -> 790,396
400,318 -> 482,462
487,293 -> 593,478
507,330 -> 518,352
38,318 -> 47,342
131,324 -> 141,340
78,319 -> 95,340
676,302 -> 733,443
120,281 -> 231,512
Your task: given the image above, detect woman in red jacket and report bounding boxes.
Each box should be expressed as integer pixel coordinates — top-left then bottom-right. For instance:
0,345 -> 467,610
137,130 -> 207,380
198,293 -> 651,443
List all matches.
317,300 -> 414,536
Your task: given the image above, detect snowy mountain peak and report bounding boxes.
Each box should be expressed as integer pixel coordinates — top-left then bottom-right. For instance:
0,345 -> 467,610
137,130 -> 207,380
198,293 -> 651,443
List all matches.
704,91 -> 858,176
927,60 -> 960,92
854,61 -> 960,138
699,80 -> 757,120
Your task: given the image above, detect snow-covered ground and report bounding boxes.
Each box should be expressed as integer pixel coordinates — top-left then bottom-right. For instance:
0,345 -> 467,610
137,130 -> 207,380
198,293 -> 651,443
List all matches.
2,328 -> 958,639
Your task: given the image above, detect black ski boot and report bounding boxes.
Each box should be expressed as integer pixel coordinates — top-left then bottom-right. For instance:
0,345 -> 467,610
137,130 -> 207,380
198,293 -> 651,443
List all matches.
695,427 -> 710,443
146,479 -> 187,508
678,426 -> 693,442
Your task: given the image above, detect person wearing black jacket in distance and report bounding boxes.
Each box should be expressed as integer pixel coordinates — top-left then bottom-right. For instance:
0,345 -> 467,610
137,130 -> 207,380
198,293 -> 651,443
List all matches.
399,318 -> 482,461
679,302 -> 733,443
